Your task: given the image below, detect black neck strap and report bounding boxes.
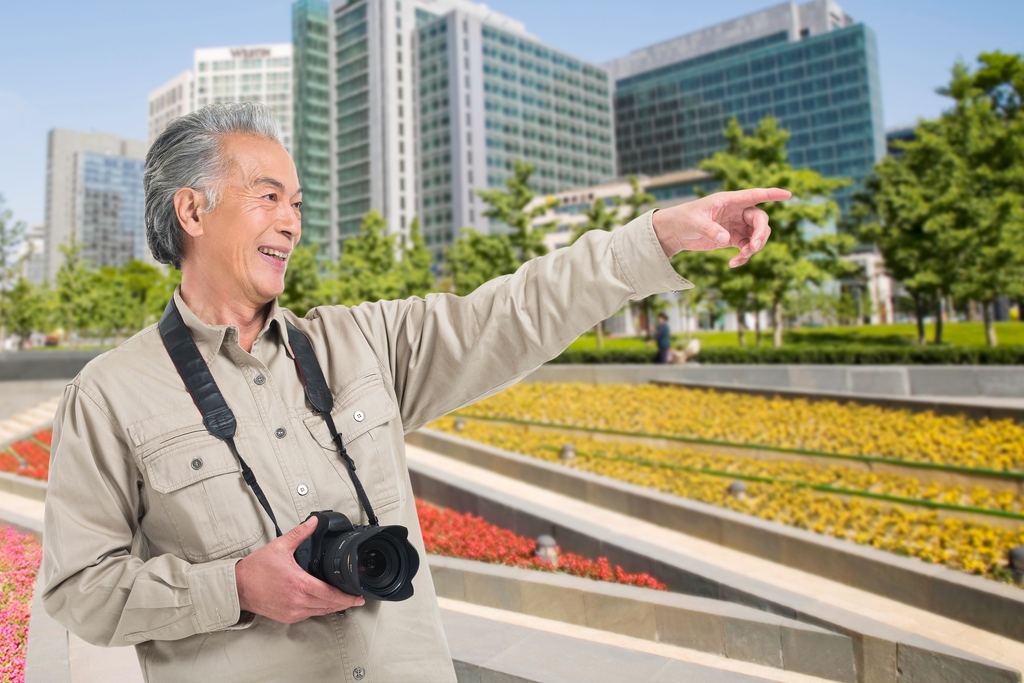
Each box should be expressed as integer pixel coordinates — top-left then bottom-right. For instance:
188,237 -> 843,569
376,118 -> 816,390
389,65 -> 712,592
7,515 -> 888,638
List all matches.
285,321 -> 378,527
159,299 -> 283,538
158,299 -> 380,537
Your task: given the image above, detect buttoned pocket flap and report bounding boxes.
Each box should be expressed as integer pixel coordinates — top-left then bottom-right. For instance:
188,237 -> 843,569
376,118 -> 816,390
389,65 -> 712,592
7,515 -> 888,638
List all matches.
303,373 -> 398,449
143,430 -> 240,494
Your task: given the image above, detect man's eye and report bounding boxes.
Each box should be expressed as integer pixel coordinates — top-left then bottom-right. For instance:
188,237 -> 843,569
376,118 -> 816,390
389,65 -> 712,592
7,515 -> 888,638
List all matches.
264,193 -> 277,201
293,201 -> 303,210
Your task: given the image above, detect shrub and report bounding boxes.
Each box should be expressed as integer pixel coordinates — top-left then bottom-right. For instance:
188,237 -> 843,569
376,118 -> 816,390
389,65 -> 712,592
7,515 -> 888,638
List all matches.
552,344 -> 1024,365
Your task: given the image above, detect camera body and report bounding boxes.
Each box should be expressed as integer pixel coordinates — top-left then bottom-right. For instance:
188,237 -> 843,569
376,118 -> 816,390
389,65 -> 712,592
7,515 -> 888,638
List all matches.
294,510 -> 419,602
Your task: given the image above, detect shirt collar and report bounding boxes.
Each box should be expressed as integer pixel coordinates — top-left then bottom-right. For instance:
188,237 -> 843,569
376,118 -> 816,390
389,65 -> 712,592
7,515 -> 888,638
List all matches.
171,287 -> 294,364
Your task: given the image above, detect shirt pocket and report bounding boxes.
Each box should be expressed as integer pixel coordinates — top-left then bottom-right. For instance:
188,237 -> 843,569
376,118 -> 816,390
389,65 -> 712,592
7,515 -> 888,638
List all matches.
135,419 -> 266,564
303,372 -> 403,519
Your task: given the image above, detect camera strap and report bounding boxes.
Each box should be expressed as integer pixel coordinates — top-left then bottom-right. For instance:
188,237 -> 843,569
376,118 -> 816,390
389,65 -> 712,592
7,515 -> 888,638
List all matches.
158,299 -> 283,538
284,321 -> 379,527
158,298 -> 381,539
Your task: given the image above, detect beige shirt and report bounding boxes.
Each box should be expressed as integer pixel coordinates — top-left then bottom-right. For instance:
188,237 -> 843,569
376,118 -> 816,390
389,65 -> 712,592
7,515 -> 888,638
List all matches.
41,211 -> 690,683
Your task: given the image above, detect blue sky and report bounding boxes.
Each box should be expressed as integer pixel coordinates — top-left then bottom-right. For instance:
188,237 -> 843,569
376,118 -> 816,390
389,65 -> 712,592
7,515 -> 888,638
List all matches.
1,0 -> 1022,227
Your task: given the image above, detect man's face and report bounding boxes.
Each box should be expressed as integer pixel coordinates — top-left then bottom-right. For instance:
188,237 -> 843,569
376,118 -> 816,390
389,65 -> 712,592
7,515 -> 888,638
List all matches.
187,134 -> 302,305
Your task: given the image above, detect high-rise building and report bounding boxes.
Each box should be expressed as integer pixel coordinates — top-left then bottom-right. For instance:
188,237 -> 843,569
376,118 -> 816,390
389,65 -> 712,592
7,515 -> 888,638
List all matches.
20,224 -> 46,286
293,0 -> 332,251
326,0 -> 616,260
44,130 -> 148,281
605,0 -> 884,212
148,71 -> 195,147
148,44 -> 294,153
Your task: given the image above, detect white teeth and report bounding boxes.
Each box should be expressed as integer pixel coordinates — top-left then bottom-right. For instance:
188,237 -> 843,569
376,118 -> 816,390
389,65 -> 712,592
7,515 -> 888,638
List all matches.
258,247 -> 288,260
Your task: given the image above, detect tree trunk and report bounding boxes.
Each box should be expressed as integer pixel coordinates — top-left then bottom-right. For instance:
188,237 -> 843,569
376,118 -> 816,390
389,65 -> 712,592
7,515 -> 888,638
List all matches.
933,297 -> 943,345
736,310 -> 746,346
967,300 -> 978,322
983,300 -> 998,347
772,299 -> 784,348
754,308 -> 762,346
1017,300 -> 1024,322
913,293 -> 925,346
595,322 -> 604,350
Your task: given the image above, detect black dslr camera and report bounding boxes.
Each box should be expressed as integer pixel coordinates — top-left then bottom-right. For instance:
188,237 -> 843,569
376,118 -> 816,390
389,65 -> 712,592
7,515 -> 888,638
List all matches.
294,511 -> 420,602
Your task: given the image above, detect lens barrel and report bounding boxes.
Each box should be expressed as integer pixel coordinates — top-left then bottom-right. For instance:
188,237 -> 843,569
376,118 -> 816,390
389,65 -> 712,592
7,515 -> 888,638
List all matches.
322,524 -> 419,601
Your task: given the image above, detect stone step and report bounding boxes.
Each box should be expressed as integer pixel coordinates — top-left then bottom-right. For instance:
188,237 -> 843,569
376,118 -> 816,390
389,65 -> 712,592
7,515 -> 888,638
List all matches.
431,555 -> 855,682
441,601 -> 815,683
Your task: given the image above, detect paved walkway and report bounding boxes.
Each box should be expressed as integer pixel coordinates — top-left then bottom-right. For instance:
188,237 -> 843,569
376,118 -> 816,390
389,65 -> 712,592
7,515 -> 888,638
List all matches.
406,444 -> 1024,675
0,381 -> 67,424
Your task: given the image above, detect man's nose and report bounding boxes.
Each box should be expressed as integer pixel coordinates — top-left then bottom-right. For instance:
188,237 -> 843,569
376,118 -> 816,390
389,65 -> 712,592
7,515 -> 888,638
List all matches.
278,204 -> 301,244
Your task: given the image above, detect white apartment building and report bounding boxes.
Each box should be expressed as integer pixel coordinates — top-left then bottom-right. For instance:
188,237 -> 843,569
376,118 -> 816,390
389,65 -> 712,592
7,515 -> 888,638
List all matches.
147,44 -> 294,152
327,0 -> 615,261
147,71 -> 194,147
44,130 -> 149,281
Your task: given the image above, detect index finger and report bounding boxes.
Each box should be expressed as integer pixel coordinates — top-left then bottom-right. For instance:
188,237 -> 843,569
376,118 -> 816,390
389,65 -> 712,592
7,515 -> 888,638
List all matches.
721,187 -> 791,207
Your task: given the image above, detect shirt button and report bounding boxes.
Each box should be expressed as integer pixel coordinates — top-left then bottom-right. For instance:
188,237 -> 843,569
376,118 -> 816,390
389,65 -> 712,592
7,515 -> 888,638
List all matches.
297,484 -> 308,496
353,410 -> 365,422
190,458 -> 203,470
352,668 -> 365,681
275,428 -> 287,439
254,374 -> 266,385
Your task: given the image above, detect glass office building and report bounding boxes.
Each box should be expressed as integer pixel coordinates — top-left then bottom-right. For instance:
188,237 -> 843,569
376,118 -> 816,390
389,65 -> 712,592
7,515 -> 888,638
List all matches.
327,0 -> 614,260
76,152 -> 147,268
606,0 -> 884,213
414,8 -> 615,256
293,0 -> 332,251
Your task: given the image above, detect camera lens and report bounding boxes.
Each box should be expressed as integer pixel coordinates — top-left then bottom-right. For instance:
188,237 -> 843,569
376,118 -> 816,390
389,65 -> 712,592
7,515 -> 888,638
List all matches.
317,519 -> 420,601
358,536 -> 400,591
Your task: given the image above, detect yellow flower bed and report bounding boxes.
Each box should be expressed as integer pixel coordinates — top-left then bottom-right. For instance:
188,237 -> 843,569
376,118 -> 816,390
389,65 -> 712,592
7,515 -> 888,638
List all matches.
458,383 -> 1024,471
431,417 -> 1024,582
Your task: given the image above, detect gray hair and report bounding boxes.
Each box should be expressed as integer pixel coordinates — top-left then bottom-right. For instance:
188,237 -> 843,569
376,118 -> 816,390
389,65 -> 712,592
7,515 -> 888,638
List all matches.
144,102 -> 283,269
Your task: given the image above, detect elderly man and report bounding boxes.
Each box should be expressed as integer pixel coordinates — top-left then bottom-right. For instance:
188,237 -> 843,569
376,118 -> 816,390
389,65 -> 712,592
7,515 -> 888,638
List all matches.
41,103 -> 787,682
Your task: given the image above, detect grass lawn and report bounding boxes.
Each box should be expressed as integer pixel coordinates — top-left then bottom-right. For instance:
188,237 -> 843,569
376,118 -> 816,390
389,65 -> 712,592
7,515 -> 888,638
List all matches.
570,322 -> 1024,351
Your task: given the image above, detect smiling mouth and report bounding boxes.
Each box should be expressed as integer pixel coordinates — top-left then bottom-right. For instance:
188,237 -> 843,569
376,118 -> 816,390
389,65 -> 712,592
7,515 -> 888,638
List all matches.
258,247 -> 289,261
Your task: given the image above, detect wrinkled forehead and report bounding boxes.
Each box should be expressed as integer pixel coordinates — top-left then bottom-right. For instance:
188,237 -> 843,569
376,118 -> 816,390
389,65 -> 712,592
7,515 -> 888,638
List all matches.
219,134 -> 300,193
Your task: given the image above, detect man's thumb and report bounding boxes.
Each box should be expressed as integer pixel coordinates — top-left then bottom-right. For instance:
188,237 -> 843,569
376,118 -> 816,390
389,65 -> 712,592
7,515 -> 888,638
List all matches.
283,516 -> 318,549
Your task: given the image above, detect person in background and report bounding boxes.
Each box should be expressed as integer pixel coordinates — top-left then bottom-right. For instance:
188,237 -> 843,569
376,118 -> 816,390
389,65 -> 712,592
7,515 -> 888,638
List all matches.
655,312 -> 672,363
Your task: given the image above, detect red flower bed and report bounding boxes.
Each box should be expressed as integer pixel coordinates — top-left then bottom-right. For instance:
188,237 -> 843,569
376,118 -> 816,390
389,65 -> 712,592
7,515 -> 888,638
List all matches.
0,527 -> 42,683
416,499 -> 666,590
1,431 -> 51,482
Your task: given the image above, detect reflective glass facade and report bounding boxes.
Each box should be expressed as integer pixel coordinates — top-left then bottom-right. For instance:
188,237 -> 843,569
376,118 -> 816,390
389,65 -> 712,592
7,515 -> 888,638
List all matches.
614,24 -> 884,211
415,13 -> 615,256
293,0 -> 331,252
77,153 -> 146,267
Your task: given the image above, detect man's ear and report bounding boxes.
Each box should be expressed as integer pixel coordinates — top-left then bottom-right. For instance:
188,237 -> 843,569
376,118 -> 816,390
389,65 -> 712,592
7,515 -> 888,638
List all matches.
174,188 -> 206,238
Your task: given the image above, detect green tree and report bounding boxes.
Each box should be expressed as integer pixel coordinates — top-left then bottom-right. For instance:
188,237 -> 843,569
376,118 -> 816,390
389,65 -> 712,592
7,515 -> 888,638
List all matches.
850,133 -> 951,344
280,244 -> 321,316
569,197 -> 617,246
327,210 -> 404,305
119,259 -> 167,332
476,160 -> 555,261
932,52 -> 1024,346
6,278 -> 55,347
445,230 -> 517,296
445,161 -> 553,295
90,267 -> 137,344
0,194 -> 27,351
398,217 -> 435,299
701,117 -> 856,347
55,236 -> 96,346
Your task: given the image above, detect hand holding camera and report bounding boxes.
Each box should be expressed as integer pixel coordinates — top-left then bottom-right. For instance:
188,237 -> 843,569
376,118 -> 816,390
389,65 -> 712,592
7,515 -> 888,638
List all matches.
235,516 -> 366,624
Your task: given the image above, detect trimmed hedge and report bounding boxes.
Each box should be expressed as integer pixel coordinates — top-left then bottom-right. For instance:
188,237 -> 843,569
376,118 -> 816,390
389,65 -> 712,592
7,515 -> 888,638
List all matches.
552,344 -> 1024,365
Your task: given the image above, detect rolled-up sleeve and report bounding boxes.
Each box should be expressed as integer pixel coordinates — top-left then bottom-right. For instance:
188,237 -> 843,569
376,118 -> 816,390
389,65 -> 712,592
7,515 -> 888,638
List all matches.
41,383 -> 244,646
332,209 -> 691,431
